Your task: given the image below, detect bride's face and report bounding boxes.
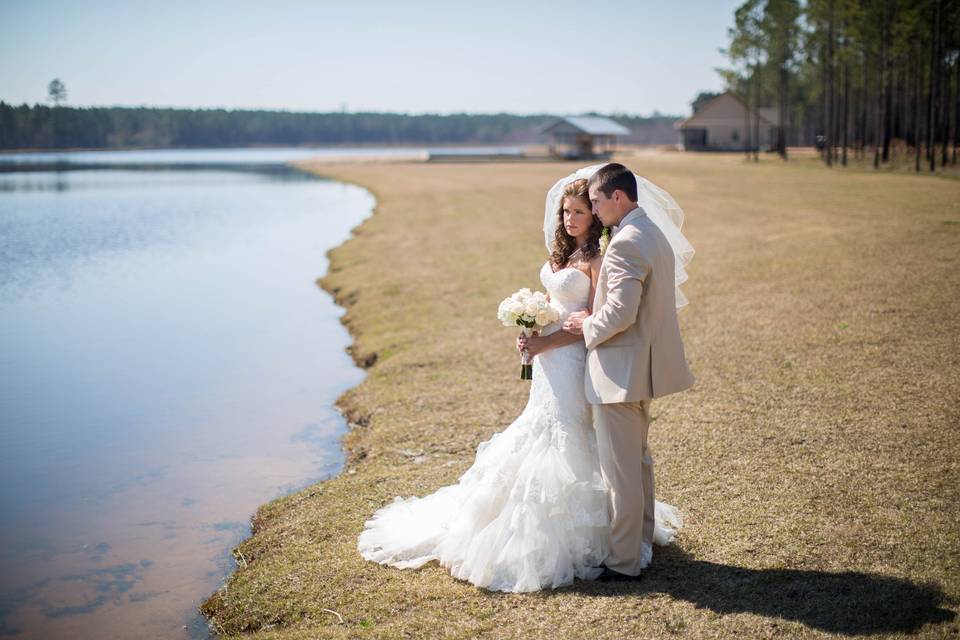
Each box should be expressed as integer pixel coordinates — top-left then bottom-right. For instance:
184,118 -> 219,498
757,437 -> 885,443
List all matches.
562,196 -> 592,241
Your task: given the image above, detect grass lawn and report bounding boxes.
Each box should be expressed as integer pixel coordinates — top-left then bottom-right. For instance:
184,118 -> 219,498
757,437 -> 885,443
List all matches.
200,150 -> 960,639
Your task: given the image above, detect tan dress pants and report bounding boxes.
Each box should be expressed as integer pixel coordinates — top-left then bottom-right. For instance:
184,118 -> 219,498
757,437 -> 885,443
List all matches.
592,399 -> 654,575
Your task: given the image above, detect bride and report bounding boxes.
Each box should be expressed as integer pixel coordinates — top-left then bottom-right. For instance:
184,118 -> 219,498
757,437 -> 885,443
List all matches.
357,169 -> 689,593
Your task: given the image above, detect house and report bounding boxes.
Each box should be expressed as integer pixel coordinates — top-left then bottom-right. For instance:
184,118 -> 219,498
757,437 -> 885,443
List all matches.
674,91 -> 781,151
539,116 -> 631,159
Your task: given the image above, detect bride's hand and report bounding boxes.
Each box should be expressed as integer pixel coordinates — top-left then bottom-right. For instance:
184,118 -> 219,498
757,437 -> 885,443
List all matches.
521,334 -> 549,357
516,331 -> 541,354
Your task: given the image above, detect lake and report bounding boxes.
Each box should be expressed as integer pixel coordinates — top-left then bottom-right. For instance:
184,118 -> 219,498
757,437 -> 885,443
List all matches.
0,148 -> 381,638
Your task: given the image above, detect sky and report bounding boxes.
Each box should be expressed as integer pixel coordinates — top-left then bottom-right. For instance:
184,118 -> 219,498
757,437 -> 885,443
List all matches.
0,0 -> 744,117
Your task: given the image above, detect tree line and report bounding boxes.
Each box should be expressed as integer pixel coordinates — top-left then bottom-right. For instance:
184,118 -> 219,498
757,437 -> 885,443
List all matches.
0,99 -> 681,151
721,0 -> 959,172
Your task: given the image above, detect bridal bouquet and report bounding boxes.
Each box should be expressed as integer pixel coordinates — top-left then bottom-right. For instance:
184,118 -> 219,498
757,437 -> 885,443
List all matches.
497,288 -> 559,380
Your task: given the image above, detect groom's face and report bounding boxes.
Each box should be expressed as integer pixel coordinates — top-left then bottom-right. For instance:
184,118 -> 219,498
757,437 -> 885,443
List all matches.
589,184 -> 617,227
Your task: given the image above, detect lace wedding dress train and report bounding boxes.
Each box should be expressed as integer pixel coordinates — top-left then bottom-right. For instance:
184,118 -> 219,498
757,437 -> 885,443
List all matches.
357,262 -> 682,592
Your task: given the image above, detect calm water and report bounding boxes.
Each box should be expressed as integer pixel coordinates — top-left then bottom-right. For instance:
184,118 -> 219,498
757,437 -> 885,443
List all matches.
0,150 -> 376,638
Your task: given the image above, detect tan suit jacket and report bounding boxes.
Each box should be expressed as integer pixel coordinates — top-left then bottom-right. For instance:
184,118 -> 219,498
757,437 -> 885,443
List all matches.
582,206 -> 695,404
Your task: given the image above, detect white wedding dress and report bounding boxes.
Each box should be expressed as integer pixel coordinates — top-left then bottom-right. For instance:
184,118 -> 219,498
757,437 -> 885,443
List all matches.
357,262 -> 682,592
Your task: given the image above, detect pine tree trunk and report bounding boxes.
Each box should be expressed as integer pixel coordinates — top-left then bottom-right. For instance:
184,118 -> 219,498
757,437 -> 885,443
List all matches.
942,48 -> 951,168
857,49 -> 870,162
929,0 -> 941,172
875,0 -> 887,167
779,63 -> 789,159
915,40 -> 923,172
953,57 -> 959,165
745,73 -> 751,160
753,64 -> 759,162
874,48 -> 883,169
824,0 -> 834,167
882,42 -> 892,163
822,50 -> 828,162
899,61 -> 906,148
843,50 -> 850,166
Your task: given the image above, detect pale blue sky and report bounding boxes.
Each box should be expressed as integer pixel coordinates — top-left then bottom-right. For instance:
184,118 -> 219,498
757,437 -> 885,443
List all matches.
0,0 -> 742,116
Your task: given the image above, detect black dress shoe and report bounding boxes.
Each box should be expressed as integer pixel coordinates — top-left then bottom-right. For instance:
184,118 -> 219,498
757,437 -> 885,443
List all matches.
594,564 -> 643,582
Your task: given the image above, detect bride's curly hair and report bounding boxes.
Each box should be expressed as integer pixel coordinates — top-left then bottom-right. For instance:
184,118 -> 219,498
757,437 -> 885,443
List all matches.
549,178 -> 603,270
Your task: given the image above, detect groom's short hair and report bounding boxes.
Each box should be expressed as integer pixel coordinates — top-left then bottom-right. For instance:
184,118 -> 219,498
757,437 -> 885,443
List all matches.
589,163 -> 638,202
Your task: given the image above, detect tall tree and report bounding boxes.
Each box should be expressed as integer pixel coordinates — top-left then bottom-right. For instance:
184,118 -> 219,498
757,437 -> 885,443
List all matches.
929,0 -> 942,172
915,35 -> 925,172
951,48 -> 960,165
874,0 -> 888,169
722,0 -> 767,159
47,79 -> 67,106
761,0 -> 802,158
841,23 -> 850,166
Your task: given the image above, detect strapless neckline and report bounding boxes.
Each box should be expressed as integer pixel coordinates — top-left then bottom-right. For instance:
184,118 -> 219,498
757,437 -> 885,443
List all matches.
540,262 -> 591,322
542,264 -> 590,284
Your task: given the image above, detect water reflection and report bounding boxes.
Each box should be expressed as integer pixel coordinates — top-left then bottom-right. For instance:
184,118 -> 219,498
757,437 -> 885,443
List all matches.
0,158 -> 373,638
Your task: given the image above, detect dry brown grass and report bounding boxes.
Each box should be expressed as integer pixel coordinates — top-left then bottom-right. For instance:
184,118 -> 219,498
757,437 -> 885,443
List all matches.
199,151 -> 960,639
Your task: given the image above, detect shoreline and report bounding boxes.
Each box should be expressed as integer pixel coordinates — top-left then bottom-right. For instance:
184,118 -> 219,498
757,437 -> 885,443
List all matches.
308,163 -> 384,445
198,153 -> 959,638
195,159 -> 392,629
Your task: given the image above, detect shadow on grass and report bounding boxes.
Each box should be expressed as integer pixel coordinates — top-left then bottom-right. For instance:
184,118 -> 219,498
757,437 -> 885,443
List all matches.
547,547 -> 956,635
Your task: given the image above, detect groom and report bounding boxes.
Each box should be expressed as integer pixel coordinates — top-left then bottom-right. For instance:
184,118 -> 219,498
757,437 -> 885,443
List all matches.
564,162 -> 695,581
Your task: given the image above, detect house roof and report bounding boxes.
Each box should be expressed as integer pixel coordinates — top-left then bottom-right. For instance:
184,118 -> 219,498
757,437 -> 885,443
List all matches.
674,91 -> 780,129
539,116 -> 631,136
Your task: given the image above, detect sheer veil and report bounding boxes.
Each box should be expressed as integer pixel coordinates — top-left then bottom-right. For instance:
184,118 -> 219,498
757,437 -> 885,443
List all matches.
543,164 -> 694,309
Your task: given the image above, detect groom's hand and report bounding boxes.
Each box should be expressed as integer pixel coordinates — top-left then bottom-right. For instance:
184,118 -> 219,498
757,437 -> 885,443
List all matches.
563,311 -> 588,335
